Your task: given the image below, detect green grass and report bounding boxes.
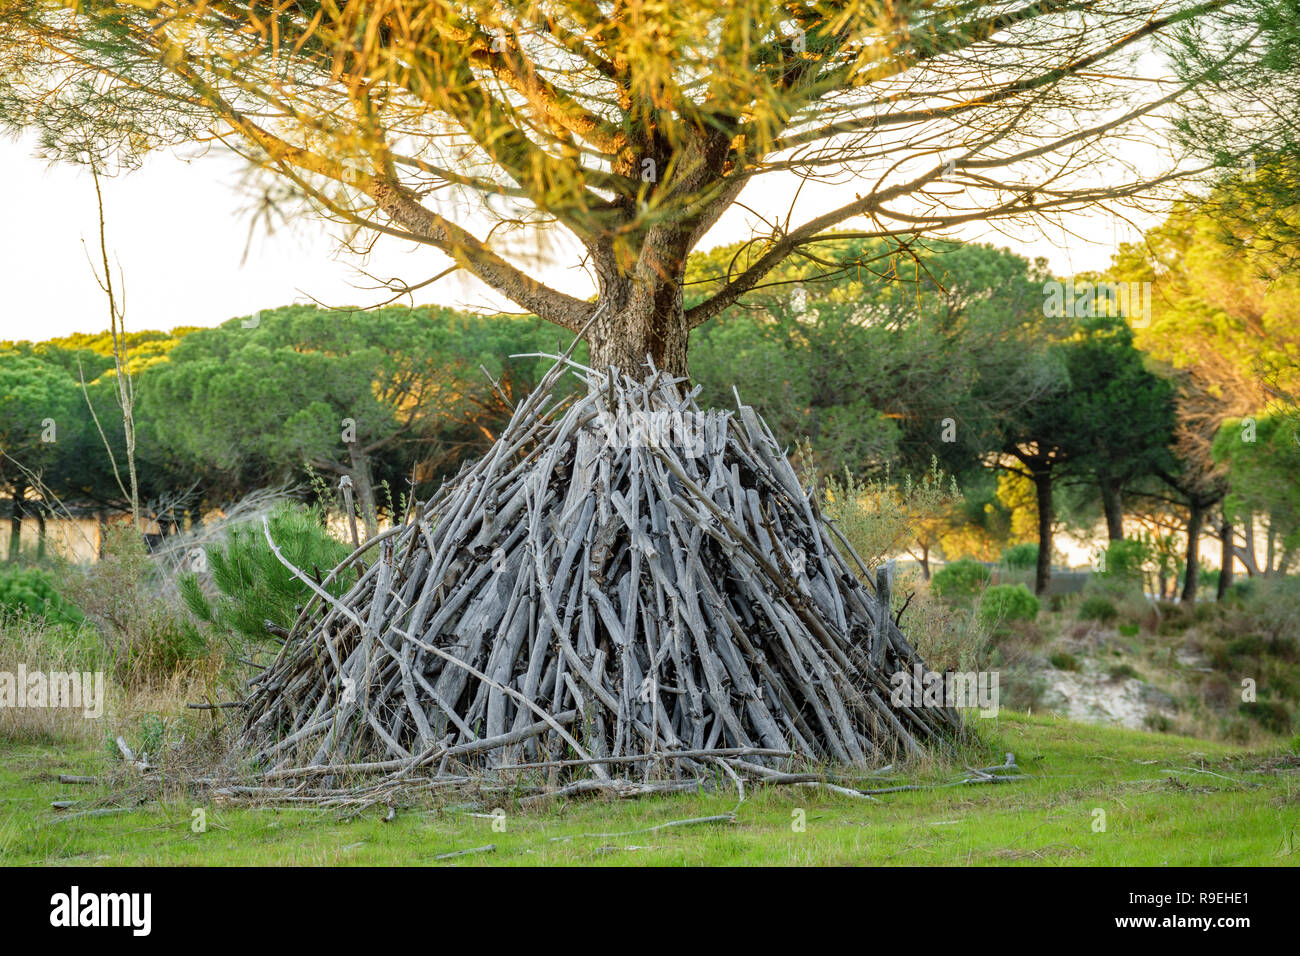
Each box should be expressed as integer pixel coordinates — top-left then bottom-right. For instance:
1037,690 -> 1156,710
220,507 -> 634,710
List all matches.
2,713 -> 1298,866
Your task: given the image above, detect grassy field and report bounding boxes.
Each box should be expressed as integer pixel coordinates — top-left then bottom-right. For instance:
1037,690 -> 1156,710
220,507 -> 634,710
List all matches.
2,711 -> 1297,866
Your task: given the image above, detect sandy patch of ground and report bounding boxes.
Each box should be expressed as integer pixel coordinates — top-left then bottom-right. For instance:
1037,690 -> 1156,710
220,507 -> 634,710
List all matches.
1040,664 -> 1175,729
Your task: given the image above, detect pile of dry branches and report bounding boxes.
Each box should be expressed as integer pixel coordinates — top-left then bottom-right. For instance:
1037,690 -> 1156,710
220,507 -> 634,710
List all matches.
236,356 -> 964,792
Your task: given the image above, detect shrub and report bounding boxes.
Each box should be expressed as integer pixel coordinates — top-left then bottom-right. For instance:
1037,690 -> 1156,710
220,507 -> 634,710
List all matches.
1240,700 -> 1293,735
978,584 -> 1040,626
1078,595 -> 1118,623
820,457 -> 962,577
58,525 -> 209,685
1224,716 -> 1253,743
180,502 -> 352,647
1224,578 -> 1257,605
932,559 -> 992,599
1001,543 -> 1038,570
1144,714 -> 1173,733
1200,673 -> 1234,708
1267,665 -> 1298,697
0,565 -> 82,626
1227,634 -> 1266,660
1049,651 -> 1079,671
1155,600 -> 1197,634
1100,538 -> 1152,584
1240,576 -> 1300,644
896,576 -> 992,673
1000,670 -> 1049,712
1196,565 -> 1220,593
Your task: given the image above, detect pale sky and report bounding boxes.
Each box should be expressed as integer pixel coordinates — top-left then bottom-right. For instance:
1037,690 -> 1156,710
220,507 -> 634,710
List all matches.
0,132 -> 1158,342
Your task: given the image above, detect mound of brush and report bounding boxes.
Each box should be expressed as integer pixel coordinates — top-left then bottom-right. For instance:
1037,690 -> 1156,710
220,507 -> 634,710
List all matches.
237,357 -> 963,789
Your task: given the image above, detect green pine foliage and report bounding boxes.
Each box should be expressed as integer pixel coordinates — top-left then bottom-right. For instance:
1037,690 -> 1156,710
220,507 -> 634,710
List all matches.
0,565 -> 83,626
978,584 -> 1040,625
180,503 -> 351,646
1001,543 -> 1038,570
931,559 -> 992,599
1078,595 -> 1119,623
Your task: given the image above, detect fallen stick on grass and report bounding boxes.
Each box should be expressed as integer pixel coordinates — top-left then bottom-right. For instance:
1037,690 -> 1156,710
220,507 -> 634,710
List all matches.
431,844 -> 497,861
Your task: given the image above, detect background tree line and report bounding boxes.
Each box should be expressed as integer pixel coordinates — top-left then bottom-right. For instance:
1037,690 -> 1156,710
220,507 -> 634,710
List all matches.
4,176 -> 1298,603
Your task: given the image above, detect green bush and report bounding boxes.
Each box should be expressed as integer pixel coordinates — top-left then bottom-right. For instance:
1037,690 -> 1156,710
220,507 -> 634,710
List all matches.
978,584 -> 1040,626
181,503 -> 351,646
1227,634 -> 1265,660
1196,565 -> 1220,593
123,613 -> 209,680
1239,700 -> 1293,735
931,559 -> 992,599
1144,713 -> 1173,733
0,565 -> 82,625
1049,651 -> 1079,671
1078,595 -> 1118,623
1241,576 -> 1300,640
1100,538 -> 1152,583
1001,543 -> 1038,570
1092,538 -> 1154,598
1224,578 -> 1257,605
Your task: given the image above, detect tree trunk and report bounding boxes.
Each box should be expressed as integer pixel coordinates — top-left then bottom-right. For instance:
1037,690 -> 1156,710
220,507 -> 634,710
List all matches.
589,260 -> 690,379
1265,520 -> 1276,576
1181,500 -> 1203,604
1217,516 -> 1233,600
347,444 -> 381,540
1239,511 -> 1259,576
7,479 -> 25,561
35,508 -> 46,562
919,543 -> 931,581
1099,479 -> 1124,542
1032,468 -> 1053,597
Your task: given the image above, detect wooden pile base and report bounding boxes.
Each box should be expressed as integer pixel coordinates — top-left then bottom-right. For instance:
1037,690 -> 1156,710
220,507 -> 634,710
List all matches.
237,357 -> 964,790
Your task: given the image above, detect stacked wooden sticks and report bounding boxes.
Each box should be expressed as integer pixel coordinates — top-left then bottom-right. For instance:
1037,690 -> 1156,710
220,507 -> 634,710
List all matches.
237,356 -> 964,789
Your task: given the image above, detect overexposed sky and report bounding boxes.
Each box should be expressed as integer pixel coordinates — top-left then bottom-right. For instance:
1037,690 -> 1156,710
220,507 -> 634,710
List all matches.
0,132 -> 1159,342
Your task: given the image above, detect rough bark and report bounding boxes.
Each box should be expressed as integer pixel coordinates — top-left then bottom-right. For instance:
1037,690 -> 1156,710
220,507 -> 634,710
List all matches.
1032,469 -> 1053,597
588,262 -> 690,379
346,444 -> 381,540
1100,479 -> 1124,542
1181,500 -> 1203,604
7,479 -> 25,561
1235,511 -> 1259,576
1217,516 -> 1233,600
